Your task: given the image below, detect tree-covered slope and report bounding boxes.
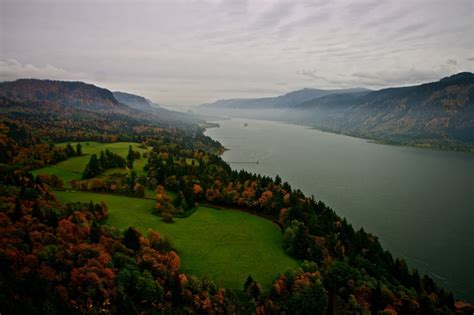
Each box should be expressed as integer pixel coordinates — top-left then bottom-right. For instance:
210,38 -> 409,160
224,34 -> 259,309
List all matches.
0,79 -> 205,128
0,79 -> 121,110
293,72 -> 474,146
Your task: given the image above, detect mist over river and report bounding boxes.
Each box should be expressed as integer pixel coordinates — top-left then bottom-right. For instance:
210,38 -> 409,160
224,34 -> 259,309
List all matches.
204,118 -> 474,301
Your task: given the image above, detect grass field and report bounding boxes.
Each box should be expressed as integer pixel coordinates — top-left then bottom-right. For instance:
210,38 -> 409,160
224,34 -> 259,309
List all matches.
31,142 -> 150,185
55,191 -> 299,289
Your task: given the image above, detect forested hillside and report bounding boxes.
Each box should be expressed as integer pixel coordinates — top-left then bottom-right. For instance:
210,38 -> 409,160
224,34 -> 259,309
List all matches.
200,73 -> 474,151
0,79 -> 120,110
0,79 -> 204,128
0,80 -> 469,314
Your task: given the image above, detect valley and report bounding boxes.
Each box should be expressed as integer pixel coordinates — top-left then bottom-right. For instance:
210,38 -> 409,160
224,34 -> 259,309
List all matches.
2,1 -> 472,312
1,77 -> 469,313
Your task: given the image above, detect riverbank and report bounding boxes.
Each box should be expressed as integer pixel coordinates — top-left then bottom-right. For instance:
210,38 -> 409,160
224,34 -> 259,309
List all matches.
203,115 -> 474,153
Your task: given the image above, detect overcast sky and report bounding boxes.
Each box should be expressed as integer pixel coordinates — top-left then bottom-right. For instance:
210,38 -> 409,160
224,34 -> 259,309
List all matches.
1,0 -> 473,106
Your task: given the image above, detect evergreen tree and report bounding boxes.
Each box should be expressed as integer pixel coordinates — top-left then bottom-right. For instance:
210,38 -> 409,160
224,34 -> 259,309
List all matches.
127,145 -> 135,168
11,198 -> 23,222
244,275 -> 254,291
32,203 -> 42,220
123,227 -> 141,251
46,209 -> 59,228
247,282 -> 261,300
82,154 -> 102,179
288,281 -> 327,315
370,283 -> 384,314
411,269 -> 421,291
173,191 -> 184,208
66,143 -> 76,157
99,151 -> 107,169
275,174 -> 282,185
293,225 -> 310,259
76,143 -> 82,156
183,186 -> 195,210
127,170 -> 137,191
88,220 -> 101,244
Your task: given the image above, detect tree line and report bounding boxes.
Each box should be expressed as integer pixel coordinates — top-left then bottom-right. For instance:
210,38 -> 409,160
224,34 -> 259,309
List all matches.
82,149 -> 127,179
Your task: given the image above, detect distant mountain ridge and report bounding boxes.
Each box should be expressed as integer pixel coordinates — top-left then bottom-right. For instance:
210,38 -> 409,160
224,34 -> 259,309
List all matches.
0,79 -> 205,127
292,72 -> 474,144
199,72 -> 474,151
202,87 -> 371,110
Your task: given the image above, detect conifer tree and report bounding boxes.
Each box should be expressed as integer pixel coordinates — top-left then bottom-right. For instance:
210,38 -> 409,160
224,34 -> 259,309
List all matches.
76,143 -> 82,156
127,145 -> 135,168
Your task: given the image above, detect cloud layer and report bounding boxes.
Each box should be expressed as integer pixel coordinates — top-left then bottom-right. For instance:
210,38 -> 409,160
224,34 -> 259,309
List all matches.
1,0 -> 473,105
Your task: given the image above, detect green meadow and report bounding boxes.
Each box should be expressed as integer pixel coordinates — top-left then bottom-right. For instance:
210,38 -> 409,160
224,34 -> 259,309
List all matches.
31,142 -> 150,185
34,141 -> 299,289
56,191 -> 299,289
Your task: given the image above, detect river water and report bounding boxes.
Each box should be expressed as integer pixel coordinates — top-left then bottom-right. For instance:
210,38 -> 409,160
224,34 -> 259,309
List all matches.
204,117 -> 474,301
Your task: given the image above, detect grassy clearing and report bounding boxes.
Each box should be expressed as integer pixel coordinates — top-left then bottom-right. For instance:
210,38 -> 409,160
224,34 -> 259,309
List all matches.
31,166 -> 81,183
55,191 -> 299,289
32,142 -> 150,185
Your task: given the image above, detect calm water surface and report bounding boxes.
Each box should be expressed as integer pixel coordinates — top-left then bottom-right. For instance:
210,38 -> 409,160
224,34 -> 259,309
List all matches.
205,118 -> 474,301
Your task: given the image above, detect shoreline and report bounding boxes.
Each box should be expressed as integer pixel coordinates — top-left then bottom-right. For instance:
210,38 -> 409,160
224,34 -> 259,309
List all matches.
202,116 -> 474,302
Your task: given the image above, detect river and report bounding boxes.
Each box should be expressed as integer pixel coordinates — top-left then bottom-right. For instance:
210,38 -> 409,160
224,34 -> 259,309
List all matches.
204,117 -> 474,301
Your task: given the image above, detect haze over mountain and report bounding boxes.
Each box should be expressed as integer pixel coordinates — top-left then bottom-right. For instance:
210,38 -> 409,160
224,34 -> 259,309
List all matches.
112,91 -> 154,110
202,88 -> 371,110
199,72 -> 474,150
0,79 -> 205,128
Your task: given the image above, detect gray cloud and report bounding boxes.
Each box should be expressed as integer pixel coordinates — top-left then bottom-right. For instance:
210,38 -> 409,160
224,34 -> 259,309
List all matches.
0,0 -> 472,105
0,59 -> 87,81
344,0 -> 387,18
297,69 -> 327,82
252,1 -> 297,30
446,59 -> 458,66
